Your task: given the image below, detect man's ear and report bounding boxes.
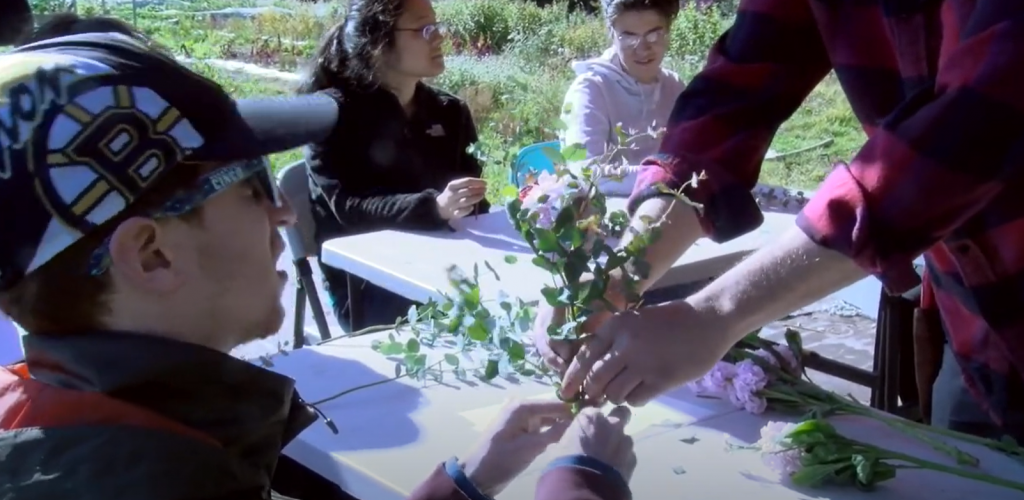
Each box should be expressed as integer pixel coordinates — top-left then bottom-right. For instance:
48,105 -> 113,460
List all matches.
106,217 -> 184,293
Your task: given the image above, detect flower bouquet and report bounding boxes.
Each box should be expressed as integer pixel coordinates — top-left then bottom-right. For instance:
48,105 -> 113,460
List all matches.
361,130 -> 694,411
739,419 -> 1024,493
688,330 -> 1024,492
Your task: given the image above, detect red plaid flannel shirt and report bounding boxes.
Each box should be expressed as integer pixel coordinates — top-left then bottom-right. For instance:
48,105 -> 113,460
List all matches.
628,0 -> 1024,432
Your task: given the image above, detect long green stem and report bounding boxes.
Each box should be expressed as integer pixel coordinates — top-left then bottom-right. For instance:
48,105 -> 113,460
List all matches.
881,448 -> 1024,492
766,371 -> 992,466
881,413 -> 1024,458
309,360 -> 445,406
837,403 -> 981,467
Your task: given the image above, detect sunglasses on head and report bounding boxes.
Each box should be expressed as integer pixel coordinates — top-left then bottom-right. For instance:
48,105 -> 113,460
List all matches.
88,157 -> 280,276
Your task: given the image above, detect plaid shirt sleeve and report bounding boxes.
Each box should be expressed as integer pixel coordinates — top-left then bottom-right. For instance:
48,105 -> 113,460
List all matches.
627,0 -> 832,242
797,13 -> 1024,295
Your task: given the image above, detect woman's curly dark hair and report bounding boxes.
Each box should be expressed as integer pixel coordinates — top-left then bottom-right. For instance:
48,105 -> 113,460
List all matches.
297,0 -> 405,94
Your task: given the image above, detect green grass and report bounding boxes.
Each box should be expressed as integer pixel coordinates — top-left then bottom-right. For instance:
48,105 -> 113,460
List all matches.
51,0 -> 861,193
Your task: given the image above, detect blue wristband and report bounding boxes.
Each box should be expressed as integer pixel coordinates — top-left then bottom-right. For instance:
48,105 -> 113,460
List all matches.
444,457 -> 493,500
545,454 -> 631,496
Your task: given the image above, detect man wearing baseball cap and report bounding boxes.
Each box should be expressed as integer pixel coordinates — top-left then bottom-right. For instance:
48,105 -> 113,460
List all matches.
0,30 -> 636,500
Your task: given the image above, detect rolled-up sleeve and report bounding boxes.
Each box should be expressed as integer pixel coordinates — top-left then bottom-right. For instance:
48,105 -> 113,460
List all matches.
628,0 -> 831,242
797,13 -> 1024,294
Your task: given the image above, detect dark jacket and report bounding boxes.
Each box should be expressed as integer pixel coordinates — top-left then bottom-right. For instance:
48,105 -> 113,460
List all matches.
0,332 -> 631,500
306,83 -> 490,243
0,0 -> 32,45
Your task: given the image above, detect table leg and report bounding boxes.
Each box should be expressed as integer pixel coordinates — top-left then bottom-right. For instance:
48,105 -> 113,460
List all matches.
293,277 -> 308,348
346,273 -> 363,332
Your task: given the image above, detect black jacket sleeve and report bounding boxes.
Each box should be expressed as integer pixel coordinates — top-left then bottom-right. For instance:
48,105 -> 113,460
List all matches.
307,89 -> 449,232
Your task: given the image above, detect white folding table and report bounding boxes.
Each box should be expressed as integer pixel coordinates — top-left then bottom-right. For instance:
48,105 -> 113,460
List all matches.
320,199 -> 797,305
273,330 -> 1024,500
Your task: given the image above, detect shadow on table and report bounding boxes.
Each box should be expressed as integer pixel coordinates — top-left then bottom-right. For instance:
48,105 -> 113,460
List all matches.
436,216 -> 533,254
284,349 -> 421,452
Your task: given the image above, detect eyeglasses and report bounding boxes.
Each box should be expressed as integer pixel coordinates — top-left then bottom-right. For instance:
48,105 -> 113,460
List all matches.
616,29 -> 666,48
396,22 -> 448,40
88,157 -> 280,276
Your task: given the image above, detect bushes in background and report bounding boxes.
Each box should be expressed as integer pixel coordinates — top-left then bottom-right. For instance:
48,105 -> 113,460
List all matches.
57,0 -> 854,190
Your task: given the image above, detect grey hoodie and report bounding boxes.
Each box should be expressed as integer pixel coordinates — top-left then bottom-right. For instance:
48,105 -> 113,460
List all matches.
560,47 -> 686,195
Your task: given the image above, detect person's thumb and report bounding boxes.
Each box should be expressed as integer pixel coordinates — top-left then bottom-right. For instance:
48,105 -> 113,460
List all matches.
605,405 -> 632,431
533,418 -> 573,445
560,332 -> 613,399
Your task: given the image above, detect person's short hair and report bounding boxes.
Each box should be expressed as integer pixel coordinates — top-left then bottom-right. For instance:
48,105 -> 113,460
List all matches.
0,167 -> 206,335
601,0 -> 681,25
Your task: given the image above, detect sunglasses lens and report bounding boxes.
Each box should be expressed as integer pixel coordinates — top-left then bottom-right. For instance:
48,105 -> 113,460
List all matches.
255,159 -> 281,207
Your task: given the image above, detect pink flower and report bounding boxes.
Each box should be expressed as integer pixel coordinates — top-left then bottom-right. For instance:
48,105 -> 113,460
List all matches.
754,346 -> 800,374
687,361 -> 737,396
728,387 -> 768,414
728,360 -> 769,413
756,421 -> 803,477
534,204 -> 555,229
521,172 -> 578,210
734,359 -> 768,391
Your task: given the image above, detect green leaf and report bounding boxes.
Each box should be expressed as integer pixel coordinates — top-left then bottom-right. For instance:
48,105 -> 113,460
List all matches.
394,364 -> 403,378
467,322 -> 489,342
483,260 -> 500,281
789,463 -> 841,487
852,454 -> 875,486
405,338 -> 420,354
531,255 -> 559,272
561,143 -> 587,163
532,227 -> 560,253
784,327 -> 804,358
540,146 -> 565,166
505,340 -> 526,361
504,255 -> 518,264
444,353 -> 460,367
376,341 -> 405,356
483,359 -> 500,380
540,286 -> 562,307
553,204 -> 577,233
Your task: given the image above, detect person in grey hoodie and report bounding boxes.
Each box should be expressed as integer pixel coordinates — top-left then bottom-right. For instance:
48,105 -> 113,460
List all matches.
560,0 -> 685,196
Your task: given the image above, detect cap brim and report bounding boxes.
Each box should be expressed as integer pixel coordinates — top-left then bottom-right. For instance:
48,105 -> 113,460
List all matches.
188,92 -> 339,162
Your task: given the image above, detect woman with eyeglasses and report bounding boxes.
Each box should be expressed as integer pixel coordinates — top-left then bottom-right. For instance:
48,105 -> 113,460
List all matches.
560,0 -> 685,196
298,0 -> 489,332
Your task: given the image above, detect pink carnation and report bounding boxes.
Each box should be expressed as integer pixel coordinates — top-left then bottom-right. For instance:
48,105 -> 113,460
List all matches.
687,361 -> 737,396
728,360 -> 769,414
754,346 -> 800,374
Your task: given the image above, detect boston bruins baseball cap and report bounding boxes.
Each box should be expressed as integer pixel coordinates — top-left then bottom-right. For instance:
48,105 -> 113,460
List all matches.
0,32 -> 339,291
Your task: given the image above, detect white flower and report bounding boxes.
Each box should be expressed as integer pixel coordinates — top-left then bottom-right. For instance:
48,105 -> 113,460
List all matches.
756,421 -> 804,477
